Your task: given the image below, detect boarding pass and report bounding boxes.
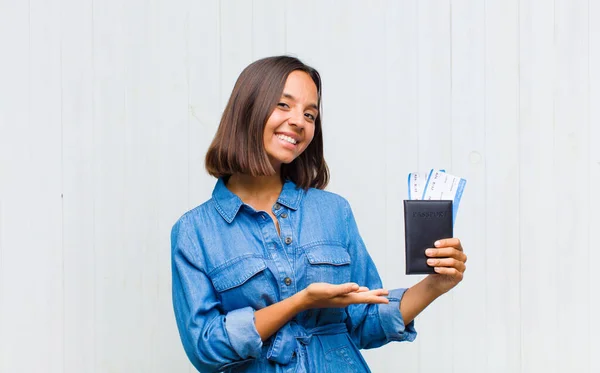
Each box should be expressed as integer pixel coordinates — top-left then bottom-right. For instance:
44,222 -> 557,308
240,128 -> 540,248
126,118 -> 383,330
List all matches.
407,169 -> 466,223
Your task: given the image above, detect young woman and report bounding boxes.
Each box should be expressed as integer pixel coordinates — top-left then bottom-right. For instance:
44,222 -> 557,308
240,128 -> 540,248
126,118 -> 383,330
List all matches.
171,56 -> 467,373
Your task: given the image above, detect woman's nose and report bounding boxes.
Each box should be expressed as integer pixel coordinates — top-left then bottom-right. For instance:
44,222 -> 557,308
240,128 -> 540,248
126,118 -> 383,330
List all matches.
288,109 -> 305,128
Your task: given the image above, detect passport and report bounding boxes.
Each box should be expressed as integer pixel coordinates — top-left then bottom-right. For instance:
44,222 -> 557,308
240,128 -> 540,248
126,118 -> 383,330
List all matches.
403,200 -> 453,275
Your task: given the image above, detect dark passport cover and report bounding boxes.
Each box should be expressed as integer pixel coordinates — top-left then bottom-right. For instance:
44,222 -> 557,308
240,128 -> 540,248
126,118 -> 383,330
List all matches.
404,200 -> 453,275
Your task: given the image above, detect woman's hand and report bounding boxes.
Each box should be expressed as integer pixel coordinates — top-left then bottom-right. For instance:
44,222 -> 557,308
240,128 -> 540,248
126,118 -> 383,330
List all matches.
424,238 -> 467,295
298,282 -> 389,310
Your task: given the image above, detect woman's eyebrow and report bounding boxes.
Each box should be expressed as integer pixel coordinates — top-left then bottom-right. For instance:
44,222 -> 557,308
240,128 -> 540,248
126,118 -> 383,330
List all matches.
282,93 -> 319,111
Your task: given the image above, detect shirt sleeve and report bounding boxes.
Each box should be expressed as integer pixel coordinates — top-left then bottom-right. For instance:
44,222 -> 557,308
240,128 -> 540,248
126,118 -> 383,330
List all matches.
341,200 -> 417,349
171,216 -> 263,372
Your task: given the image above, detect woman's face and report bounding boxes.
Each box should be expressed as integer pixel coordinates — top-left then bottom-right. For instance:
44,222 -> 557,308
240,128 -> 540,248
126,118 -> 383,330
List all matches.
263,70 -> 319,172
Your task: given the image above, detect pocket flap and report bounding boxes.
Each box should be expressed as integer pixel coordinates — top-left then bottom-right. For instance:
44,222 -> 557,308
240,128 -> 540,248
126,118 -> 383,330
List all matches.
210,256 -> 267,292
305,244 -> 351,266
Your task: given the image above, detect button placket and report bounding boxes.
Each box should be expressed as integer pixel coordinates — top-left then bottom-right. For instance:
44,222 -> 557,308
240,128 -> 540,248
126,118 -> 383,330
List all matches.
274,207 -> 296,295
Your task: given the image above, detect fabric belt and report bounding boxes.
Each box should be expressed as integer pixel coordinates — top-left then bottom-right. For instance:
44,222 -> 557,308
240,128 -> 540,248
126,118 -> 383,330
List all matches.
266,322 -> 348,365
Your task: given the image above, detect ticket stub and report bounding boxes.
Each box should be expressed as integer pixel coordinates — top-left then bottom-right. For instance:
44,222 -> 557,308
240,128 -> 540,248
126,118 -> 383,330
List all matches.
407,172 -> 428,200
407,169 -> 445,200
422,169 -> 466,223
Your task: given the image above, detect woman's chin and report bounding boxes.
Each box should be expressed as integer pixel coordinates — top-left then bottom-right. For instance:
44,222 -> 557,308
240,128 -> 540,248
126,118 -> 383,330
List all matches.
268,157 -> 297,172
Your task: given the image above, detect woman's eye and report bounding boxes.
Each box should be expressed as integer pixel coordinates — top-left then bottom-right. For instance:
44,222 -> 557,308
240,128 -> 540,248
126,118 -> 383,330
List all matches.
305,113 -> 315,121
277,102 -> 289,108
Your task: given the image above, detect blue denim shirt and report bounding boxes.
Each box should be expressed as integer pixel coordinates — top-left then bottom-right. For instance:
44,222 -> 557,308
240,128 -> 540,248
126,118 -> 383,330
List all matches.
171,178 -> 417,373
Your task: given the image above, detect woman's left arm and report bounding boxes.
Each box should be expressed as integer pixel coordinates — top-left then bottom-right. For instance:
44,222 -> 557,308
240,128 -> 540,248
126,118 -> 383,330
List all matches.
342,200 -> 467,349
399,238 -> 468,325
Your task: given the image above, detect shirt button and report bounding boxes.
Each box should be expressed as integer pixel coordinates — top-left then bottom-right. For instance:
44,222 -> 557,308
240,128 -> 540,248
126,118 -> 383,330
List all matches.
285,237 -> 292,245
284,277 -> 292,286
273,203 -> 281,210
281,212 -> 288,218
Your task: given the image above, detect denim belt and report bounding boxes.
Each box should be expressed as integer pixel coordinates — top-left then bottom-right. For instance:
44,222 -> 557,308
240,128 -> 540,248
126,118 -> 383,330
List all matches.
266,322 -> 348,365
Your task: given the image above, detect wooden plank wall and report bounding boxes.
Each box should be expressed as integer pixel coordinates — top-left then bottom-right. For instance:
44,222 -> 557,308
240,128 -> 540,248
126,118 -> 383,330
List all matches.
0,1 -> 597,372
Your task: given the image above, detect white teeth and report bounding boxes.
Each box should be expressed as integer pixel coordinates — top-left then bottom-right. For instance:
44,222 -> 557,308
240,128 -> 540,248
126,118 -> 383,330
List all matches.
276,134 -> 297,145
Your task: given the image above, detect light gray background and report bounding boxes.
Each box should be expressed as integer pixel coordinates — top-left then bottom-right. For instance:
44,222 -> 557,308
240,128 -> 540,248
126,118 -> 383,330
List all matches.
0,0 -> 598,372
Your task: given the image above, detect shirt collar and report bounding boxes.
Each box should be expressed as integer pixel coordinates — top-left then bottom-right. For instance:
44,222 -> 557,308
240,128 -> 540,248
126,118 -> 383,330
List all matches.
212,177 -> 303,223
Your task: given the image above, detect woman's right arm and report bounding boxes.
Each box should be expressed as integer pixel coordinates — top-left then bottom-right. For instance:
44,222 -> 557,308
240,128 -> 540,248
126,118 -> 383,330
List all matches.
172,218 -> 263,373
254,283 -> 390,341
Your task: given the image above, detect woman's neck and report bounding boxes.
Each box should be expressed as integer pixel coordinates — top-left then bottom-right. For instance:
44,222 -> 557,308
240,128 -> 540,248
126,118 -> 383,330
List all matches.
226,174 -> 283,209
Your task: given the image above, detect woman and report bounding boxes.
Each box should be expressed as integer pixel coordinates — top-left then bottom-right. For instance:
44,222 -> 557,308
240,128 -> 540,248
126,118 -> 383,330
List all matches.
171,56 -> 467,372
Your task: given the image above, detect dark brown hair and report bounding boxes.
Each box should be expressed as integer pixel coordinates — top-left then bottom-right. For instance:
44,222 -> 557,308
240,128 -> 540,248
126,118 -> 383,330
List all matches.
205,56 -> 329,190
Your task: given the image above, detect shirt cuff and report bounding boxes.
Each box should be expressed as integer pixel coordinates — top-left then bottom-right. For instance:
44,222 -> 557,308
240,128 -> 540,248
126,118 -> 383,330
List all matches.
224,307 -> 263,358
378,288 -> 417,342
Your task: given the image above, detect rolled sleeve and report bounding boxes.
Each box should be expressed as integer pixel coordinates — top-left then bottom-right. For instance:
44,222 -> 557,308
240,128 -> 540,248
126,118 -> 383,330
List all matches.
224,307 -> 263,359
377,288 -> 417,342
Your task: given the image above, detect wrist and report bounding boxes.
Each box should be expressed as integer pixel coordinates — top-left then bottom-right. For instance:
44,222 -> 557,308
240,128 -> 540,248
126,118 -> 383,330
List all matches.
290,289 -> 310,313
422,275 -> 449,297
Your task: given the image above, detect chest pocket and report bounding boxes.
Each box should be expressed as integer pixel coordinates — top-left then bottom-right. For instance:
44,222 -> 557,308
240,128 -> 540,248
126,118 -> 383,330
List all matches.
304,244 -> 352,285
209,256 -> 278,311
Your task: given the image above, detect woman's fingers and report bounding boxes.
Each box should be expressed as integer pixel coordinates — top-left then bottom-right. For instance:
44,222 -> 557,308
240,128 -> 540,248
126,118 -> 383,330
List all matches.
340,290 -> 390,305
433,238 -> 468,263
432,266 -> 464,280
426,257 -> 466,272
435,238 -> 462,250
304,283 -> 390,307
426,247 -> 468,263
336,282 -> 360,294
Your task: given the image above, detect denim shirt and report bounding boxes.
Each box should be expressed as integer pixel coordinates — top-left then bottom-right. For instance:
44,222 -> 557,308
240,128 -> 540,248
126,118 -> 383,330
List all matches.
171,178 -> 417,373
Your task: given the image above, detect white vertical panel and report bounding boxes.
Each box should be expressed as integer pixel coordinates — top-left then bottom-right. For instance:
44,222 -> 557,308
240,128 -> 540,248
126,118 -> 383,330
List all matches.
322,1 -> 388,260
590,2 -> 600,372
519,0 -> 559,372
484,1 -> 522,372
0,0 -> 65,371
450,0 -> 488,372
380,0 -> 421,371
0,2 -> 34,372
149,0 -> 190,370
29,0 -> 64,367
61,0 -> 95,371
252,0 -> 286,58
220,0 -> 253,108
415,2 -> 454,372
417,0 -> 452,168
554,1 -> 590,371
120,1 -> 154,367
0,0 -> 20,367
91,0 -> 129,371
284,0 -> 321,67
188,0 -> 221,208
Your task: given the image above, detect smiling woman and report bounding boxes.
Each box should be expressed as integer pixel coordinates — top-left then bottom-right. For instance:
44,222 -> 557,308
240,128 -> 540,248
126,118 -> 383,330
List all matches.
171,56 -> 467,373
205,56 -> 328,190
